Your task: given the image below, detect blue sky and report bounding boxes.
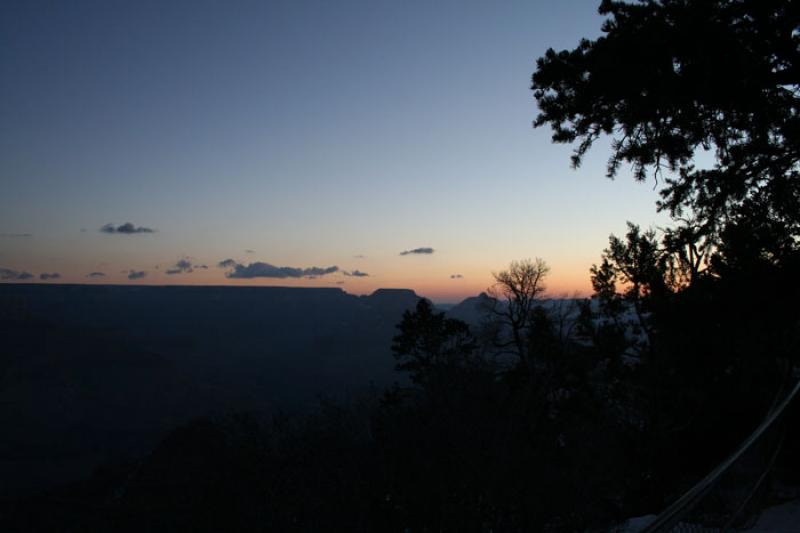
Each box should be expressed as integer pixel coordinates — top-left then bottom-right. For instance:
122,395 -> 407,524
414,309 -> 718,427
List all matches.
0,0 -> 669,301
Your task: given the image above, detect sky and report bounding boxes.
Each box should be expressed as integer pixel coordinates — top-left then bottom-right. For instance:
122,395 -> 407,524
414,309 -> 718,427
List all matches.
0,0 -> 671,302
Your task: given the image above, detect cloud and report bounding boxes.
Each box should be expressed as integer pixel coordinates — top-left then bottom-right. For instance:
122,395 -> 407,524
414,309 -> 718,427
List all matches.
224,261 -> 339,279
344,270 -> 370,277
0,267 -> 34,280
39,272 -> 61,280
245,249 -> 255,254
166,258 -> 194,275
218,258 -> 237,268
450,274 -> 464,279
400,247 -> 434,256
353,254 -> 366,259
128,270 -> 147,280
100,222 -> 155,234
194,264 -> 208,269
87,272 -> 106,278
0,233 -> 32,238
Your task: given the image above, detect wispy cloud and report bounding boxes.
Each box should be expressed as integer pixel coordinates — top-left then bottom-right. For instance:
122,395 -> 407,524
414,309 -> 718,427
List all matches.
223,261 -> 339,279
344,270 -> 370,277
217,258 -> 237,268
450,274 -> 464,279
128,270 -> 147,280
100,222 -> 155,234
400,247 -> 434,256
245,249 -> 256,254
353,254 -> 367,259
39,272 -> 60,280
0,233 -> 32,238
87,272 -> 106,278
0,267 -> 34,280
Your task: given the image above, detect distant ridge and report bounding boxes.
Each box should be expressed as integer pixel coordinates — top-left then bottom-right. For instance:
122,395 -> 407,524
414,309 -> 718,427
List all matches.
0,282 -> 429,495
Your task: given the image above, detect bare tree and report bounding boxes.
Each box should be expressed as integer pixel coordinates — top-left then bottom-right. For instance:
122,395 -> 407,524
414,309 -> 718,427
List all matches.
487,258 -> 550,362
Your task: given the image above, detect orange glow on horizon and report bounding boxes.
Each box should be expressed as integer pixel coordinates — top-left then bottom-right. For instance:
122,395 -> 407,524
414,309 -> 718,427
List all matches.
16,267 -> 594,303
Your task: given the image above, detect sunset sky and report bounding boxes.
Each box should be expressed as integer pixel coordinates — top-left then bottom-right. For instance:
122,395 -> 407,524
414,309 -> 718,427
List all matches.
0,0 -> 669,302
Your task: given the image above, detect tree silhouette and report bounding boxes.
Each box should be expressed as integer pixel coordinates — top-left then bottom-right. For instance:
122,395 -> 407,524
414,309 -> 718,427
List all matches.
591,223 -> 671,346
391,299 -> 476,386
487,258 -> 550,363
532,5 -> 800,514
532,0 -> 800,248
534,0 -> 800,424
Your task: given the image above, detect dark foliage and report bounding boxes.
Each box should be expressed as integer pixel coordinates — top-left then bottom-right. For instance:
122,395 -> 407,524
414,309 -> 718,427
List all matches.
1,294 -> 632,532
533,0 -> 800,245
391,299 -> 477,385
534,3 -> 800,514
3,252 -> 798,531
582,222 -> 800,514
